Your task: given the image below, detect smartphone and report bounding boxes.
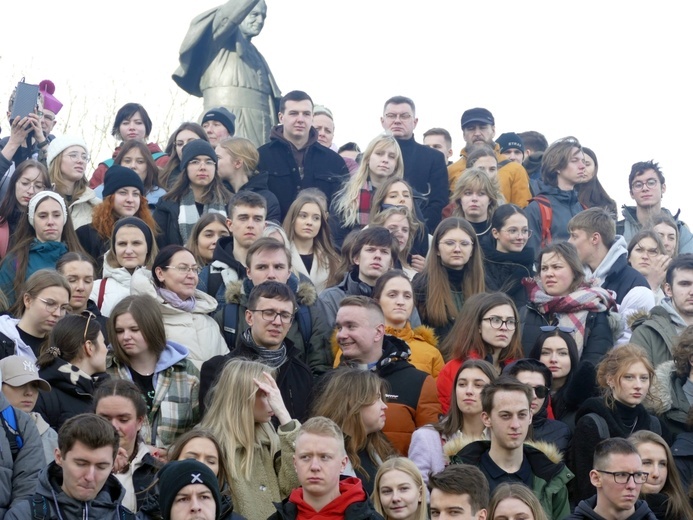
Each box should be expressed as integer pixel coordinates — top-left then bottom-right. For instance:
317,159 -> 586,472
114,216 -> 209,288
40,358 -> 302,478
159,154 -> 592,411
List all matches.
10,81 -> 40,121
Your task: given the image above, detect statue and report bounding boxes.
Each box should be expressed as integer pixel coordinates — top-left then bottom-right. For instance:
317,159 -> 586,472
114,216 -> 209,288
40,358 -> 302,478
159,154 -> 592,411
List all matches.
173,0 -> 281,148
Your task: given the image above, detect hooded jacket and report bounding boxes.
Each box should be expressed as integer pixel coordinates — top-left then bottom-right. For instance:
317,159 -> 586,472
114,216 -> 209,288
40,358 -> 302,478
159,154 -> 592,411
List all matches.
618,205 -> 693,255
482,245 -> 534,309
197,235 -> 246,308
648,360 -> 689,436
0,315 -> 37,361
89,260 -> 135,317
385,324 -> 443,379
525,181 -> 584,253
530,390 -> 572,454
630,301 -> 687,366
566,495 -> 657,520
223,171 -> 281,223
67,187 -> 101,230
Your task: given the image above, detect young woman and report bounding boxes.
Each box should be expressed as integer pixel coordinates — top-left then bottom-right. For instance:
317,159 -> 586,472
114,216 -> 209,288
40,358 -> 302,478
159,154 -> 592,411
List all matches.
330,134 -> 404,248
90,217 -> 158,317
484,204 -> 535,309
94,378 -> 161,513
370,207 -> 420,277
572,344 -> 665,502
409,359 -> 496,484
106,294 -> 200,448
372,270 -> 443,378
283,189 -> 339,293
372,458 -> 427,520
0,269 -> 71,360
488,483 -> 549,520
0,190 -> 85,306
56,252 -> 108,334
0,160 -> 49,257
185,213 -> 230,267
216,137 -> 281,222
436,292 -> 523,412
627,229 -> 669,302
159,122 -> 208,189
201,358 -> 300,520
521,241 -> 616,365
412,217 -> 485,342
311,368 -> 395,496
34,313 -> 109,431
129,245 -> 227,368
153,140 -> 230,248
629,430 -> 693,520
576,147 -> 617,218
651,213 -> 680,258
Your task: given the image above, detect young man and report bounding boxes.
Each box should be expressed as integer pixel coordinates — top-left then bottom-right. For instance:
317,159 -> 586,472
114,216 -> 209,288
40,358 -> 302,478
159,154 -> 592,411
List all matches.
518,130 -> 549,184
423,127 -> 454,164
5,413 -> 132,519
158,459 -> 221,520
567,438 -> 656,520
496,132 -> 525,164
201,106 -> 235,146
617,160 -> 693,253
269,416 -> 381,519
429,464 -> 489,520
334,296 -> 440,454
631,254 -> 693,366
455,378 -> 573,520
197,191 -> 267,307
380,96 -> 448,231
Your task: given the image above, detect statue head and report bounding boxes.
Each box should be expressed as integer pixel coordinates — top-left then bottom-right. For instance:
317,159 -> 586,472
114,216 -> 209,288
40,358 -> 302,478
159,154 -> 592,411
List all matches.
240,0 -> 267,39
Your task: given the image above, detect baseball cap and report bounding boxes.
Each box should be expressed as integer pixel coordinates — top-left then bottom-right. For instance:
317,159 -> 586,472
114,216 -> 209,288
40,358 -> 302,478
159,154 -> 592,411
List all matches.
0,355 -> 51,391
461,108 -> 495,129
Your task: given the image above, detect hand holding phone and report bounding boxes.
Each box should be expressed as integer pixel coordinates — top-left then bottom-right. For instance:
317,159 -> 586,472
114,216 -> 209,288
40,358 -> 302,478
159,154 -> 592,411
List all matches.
10,82 -> 40,121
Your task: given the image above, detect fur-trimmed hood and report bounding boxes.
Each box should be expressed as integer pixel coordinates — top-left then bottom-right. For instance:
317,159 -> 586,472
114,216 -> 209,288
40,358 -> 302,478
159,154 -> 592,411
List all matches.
446,436 -> 564,464
223,273 -> 318,306
648,360 -> 676,414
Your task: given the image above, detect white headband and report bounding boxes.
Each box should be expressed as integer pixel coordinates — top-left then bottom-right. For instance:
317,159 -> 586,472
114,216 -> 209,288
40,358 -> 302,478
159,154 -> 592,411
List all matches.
27,191 -> 67,228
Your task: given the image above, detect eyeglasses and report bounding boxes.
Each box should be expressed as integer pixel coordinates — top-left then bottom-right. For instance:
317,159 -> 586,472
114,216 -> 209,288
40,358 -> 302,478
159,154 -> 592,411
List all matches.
631,178 -> 658,191
482,316 -> 517,330
501,227 -> 533,238
66,152 -> 89,162
540,325 -> 576,334
595,470 -> 649,485
439,239 -> 473,249
249,309 -> 295,324
37,297 -> 71,315
532,385 -> 550,399
188,159 -> 216,168
81,310 -> 96,342
384,113 -> 413,121
165,265 -> 202,275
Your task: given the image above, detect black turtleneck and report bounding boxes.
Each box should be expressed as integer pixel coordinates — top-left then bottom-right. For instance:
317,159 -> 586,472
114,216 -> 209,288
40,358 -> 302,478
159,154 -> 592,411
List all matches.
445,265 -> 465,286
614,399 -> 641,431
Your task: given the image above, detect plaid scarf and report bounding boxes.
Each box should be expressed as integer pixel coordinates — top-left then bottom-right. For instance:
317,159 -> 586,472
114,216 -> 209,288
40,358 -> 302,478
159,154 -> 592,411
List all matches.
177,190 -> 226,244
523,278 -> 617,357
357,180 -> 374,226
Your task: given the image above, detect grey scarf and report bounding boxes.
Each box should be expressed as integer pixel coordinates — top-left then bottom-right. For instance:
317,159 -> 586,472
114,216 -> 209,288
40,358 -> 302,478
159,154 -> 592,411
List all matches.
242,329 -> 288,368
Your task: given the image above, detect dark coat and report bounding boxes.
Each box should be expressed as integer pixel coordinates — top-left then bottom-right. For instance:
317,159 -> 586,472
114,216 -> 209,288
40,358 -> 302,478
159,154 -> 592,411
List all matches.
482,246 -> 535,309
672,432 -> 693,492
566,496 -> 657,520
76,224 -> 109,266
152,198 -> 184,248
601,253 -> 650,306
532,405 -> 572,454
224,171 -> 281,223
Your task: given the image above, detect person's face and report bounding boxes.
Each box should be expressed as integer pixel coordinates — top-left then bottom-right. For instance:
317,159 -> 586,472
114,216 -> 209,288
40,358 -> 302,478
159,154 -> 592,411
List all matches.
294,433 -> 348,501
55,441 -> 114,502
60,260 -> 94,313
556,147 -> 587,189
14,166 -> 46,207
228,204 -> 266,249
630,169 -> 665,209
430,490 -> 486,520
539,336 -> 571,382
118,111 -> 147,141
568,228 -> 596,266
1,381 -> 41,413
665,269 -> 693,318
377,469 -> 422,520
377,276 -> 414,327
33,198 -> 65,242
437,228 -> 474,270
247,249 -> 290,284
293,202 -> 322,241
479,304 -> 516,350
196,221 -> 229,263
384,214 -> 410,250
482,390 -> 531,451
112,187 -> 141,218
590,453 -> 644,513
313,114 -> 334,148
473,156 -> 498,180
491,497 -> 534,520
245,296 -> 294,349
60,146 -> 88,182
611,361 -> 650,407
114,312 -> 150,358
95,395 -> 143,456
214,145 -> 234,178
654,223 -> 677,256
583,154 -> 596,182
629,237 -> 660,275
186,155 -> 216,189
279,100 -> 313,144
119,148 -> 147,180
253,389 -> 274,423
168,484 -> 217,520
383,181 -> 413,210
637,442 -> 668,494
455,367 -> 492,416
514,370 -> 546,415
178,437 -> 220,477
360,393 -> 388,434
114,226 -> 148,271
90,331 -> 108,374
381,103 -> 418,140
23,286 -> 70,336
423,134 -> 452,160
40,108 -> 56,134
462,123 -> 495,149
540,253 -> 575,296
239,0 -> 266,38
503,148 -> 524,165
459,188 -> 490,223
368,144 -> 398,184
354,243 -> 392,285
155,250 -> 199,299
202,120 -> 230,147
335,305 -> 384,363
175,130 -> 201,159
492,213 -> 529,254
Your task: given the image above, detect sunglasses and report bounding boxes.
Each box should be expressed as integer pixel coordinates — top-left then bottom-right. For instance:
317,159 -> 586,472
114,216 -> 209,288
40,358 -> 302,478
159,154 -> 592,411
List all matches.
532,385 -> 550,399
81,310 -> 96,342
540,325 -> 576,334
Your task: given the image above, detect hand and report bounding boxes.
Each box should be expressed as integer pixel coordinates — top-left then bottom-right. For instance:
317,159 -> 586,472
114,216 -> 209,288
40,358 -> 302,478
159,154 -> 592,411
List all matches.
648,254 -> 671,289
26,113 -> 46,144
113,447 -> 130,473
148,444 -> 168,463
410,254 -> 426,273
8,116 -> 34,146
254,371 -> 291,425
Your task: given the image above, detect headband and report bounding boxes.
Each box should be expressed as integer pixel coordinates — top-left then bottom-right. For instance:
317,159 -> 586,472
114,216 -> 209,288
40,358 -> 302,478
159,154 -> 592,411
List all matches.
27,191 -> 67,229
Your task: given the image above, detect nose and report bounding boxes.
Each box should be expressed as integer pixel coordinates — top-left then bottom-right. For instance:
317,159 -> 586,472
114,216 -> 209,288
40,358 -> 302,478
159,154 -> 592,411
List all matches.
84,465 -> 96,482
271,312 -> 283,324
550,352 -> 559,363
24,386 -> 36,396
190,496 -> 202,512
498,321 -> 509,330
453,243 -> 462,252
380,399 -> 388,411
50,305 -> 62,317
465,383 -> 474,395
74,280 -> 85,292
625,476 -> 637,489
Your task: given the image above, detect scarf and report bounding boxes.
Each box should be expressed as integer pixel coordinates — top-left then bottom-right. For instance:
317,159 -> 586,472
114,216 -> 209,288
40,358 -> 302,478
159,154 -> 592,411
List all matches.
156,287 -> 196,312
177,189 -> 226,244
523,278 -> 617,356
357,180 -> 373,226
242,329 -> 288,368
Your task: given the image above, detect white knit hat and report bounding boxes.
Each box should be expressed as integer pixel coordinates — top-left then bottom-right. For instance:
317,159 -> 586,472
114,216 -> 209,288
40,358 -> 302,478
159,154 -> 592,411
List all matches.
27,191 -> 67,228
46,135 -> 88,168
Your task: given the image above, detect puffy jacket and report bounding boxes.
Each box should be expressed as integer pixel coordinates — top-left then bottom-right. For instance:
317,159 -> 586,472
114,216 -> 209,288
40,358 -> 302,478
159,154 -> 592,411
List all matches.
649,360 -> 689,436
630,303 -> 685,366
385,323 -> 443,379
66,188 -> 100,229
618,205 -> 693,255
525,181 -> 584,253
89,261 -> 134,317
566,496 -> 656,520
223,171 -> 281,223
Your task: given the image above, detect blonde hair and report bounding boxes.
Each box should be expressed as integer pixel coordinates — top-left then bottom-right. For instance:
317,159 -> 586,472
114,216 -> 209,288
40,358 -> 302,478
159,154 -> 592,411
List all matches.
48,146 -> 89,200
372,458 -> 426,520
596,344 -> 656,409
451,168 -> 504,221
488,483 -> 548,520
217,137 -> 259,176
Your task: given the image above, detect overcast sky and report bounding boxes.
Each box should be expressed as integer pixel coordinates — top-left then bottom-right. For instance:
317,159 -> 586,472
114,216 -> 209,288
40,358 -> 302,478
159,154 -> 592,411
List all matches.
1,1 -> 690,220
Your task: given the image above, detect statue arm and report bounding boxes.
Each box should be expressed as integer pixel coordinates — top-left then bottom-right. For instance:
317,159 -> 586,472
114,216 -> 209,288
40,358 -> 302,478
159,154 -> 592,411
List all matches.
212,0 -> 261,40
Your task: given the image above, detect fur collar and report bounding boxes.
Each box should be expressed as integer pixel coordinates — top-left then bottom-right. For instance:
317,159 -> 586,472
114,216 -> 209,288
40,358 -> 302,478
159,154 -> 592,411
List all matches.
223,277 -> 318,306
647,360 -> 676,414
446,436 -> 564,464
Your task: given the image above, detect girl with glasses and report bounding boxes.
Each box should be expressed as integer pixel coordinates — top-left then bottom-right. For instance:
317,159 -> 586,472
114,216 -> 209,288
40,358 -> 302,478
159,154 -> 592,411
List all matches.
159,122 -> 207,189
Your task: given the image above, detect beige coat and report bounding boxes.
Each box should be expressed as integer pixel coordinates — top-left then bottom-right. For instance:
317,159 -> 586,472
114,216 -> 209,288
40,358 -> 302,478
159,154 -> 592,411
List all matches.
68,187 -> 100,229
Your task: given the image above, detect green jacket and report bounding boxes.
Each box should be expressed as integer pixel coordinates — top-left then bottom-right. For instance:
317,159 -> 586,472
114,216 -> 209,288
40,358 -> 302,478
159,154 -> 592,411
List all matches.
630,306 -> 682,366
649,360 -> 690,436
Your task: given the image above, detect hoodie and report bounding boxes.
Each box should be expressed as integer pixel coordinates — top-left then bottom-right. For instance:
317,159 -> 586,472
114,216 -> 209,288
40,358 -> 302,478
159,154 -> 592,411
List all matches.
566,495 -> 657,520
618,205 -> 693,255
0,315 -> 36,361
630,300 -> 688,366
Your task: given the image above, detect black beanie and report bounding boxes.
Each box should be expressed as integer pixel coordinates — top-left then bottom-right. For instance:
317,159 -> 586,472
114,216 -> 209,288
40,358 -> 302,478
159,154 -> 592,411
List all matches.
158,460 -> 221,520
496,132 -> 525,154
202,106 -> 236,136
102,165 -> 145,198
111,216 -> 154,254
180,140 -> 218,173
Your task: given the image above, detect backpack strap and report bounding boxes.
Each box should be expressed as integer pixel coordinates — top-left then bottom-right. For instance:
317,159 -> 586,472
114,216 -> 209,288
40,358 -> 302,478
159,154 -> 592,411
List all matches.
1,405 -> 23,461
295,305 -> 312,347
151,152 -> 166,162
30,492 -> 48,520
97,278 -> 108,310
497,158 -> 512,169
222,303 -> 240,348
530,195 -> 553,248
585,412 -> 610,441
102,158 -> 115,169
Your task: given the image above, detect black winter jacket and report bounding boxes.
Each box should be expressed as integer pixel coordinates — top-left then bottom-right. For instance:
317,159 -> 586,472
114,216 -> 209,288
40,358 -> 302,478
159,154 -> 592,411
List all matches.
223,171 -> 281,223
76,223 -> 109,267
673,432 -> 693,492
601,252 -> 650,305
482,246 -> 535,309
152,198 -> 183,248
566,496 -> 657,520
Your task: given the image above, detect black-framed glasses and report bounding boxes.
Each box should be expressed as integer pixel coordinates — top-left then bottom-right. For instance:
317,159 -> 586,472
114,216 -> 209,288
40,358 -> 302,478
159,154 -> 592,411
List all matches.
532,385 -> 550,399
249,309 -> 294,324
37,297 -> 71,315
81,310 -> 96,342
482,317 -> 517,331
540,325 -> 576,334
595,470 -> 649,485
165,265 -> 202,275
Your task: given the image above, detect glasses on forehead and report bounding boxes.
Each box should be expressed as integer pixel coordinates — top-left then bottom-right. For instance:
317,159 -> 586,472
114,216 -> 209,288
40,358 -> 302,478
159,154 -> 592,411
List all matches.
595,470 -> 649,485
81,310 -> 96,342
249,309 -> 295,324
37,297 -> 71,315
631,178 -> 658,191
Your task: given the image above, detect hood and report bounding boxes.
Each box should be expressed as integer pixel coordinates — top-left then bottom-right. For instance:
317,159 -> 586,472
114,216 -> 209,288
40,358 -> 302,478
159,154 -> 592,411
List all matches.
29,238 -> 69,258
658,298 -> 689,330
211,235 -> 246,274
101,259 -> 135,285
155,340 -> 189,371
385,323 -> 438,347
223,272 -> 317,306
451,438 -> 564,465
270,125 -> 319,149
70,187 -> 100,207
524,152 -> 543,179
130,268 -> 219,315
533,180 -> 580,204
374,335 -> 413,375
585,235 -> 628,284
339,267 -> 374,297
0,314 -> 35,360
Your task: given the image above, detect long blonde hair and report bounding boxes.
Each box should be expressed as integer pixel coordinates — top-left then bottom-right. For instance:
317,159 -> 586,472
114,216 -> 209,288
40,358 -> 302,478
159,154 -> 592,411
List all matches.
200,359 -> 278,481
372,458 -> 427,520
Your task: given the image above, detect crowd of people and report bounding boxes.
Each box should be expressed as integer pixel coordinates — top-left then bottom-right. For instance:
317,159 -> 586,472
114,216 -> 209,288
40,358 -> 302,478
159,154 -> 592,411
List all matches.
0,77 -> 692,520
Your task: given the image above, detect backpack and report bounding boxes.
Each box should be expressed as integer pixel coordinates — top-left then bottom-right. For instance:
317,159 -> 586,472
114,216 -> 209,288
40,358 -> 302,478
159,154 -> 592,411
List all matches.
29,493 -> 136,520
584,412 -> 661,440
222,302 -> 313,348
529,195 -> 554,249
1,404 -> 23,461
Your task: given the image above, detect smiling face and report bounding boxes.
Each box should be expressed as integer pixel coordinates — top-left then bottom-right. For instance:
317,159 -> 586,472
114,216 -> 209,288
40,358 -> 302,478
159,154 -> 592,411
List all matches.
60,260 -> 94,313
539,335 -> 571,383
611,361 -> 650,407
636,441 -> 668,494
178,437 -> 220,477
14,166 -> 46,207
33,197 -> 65,242
114,312 -> 149,359
239,0 -> 266,38
56,441 -> 114,502
112,187 -> 141,218
492,213 -> 529,253
335,305 -> 384,364
293,202 -> 322,241
60,145 -> 88,182
95,395 -> 143,457
455,367 -> 492,416
437,228 -> 474,270
196,221 -> 229,263
155,250 -> 199,299
540,252 -> 575,296
114,226 -> 148,271
377,469 -> 422,520
383,181 -> 413,210
377,276 -> 414,328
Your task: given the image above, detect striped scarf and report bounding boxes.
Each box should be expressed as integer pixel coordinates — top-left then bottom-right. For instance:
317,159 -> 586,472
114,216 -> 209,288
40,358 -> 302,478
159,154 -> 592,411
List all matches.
177,189 -> 226,244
